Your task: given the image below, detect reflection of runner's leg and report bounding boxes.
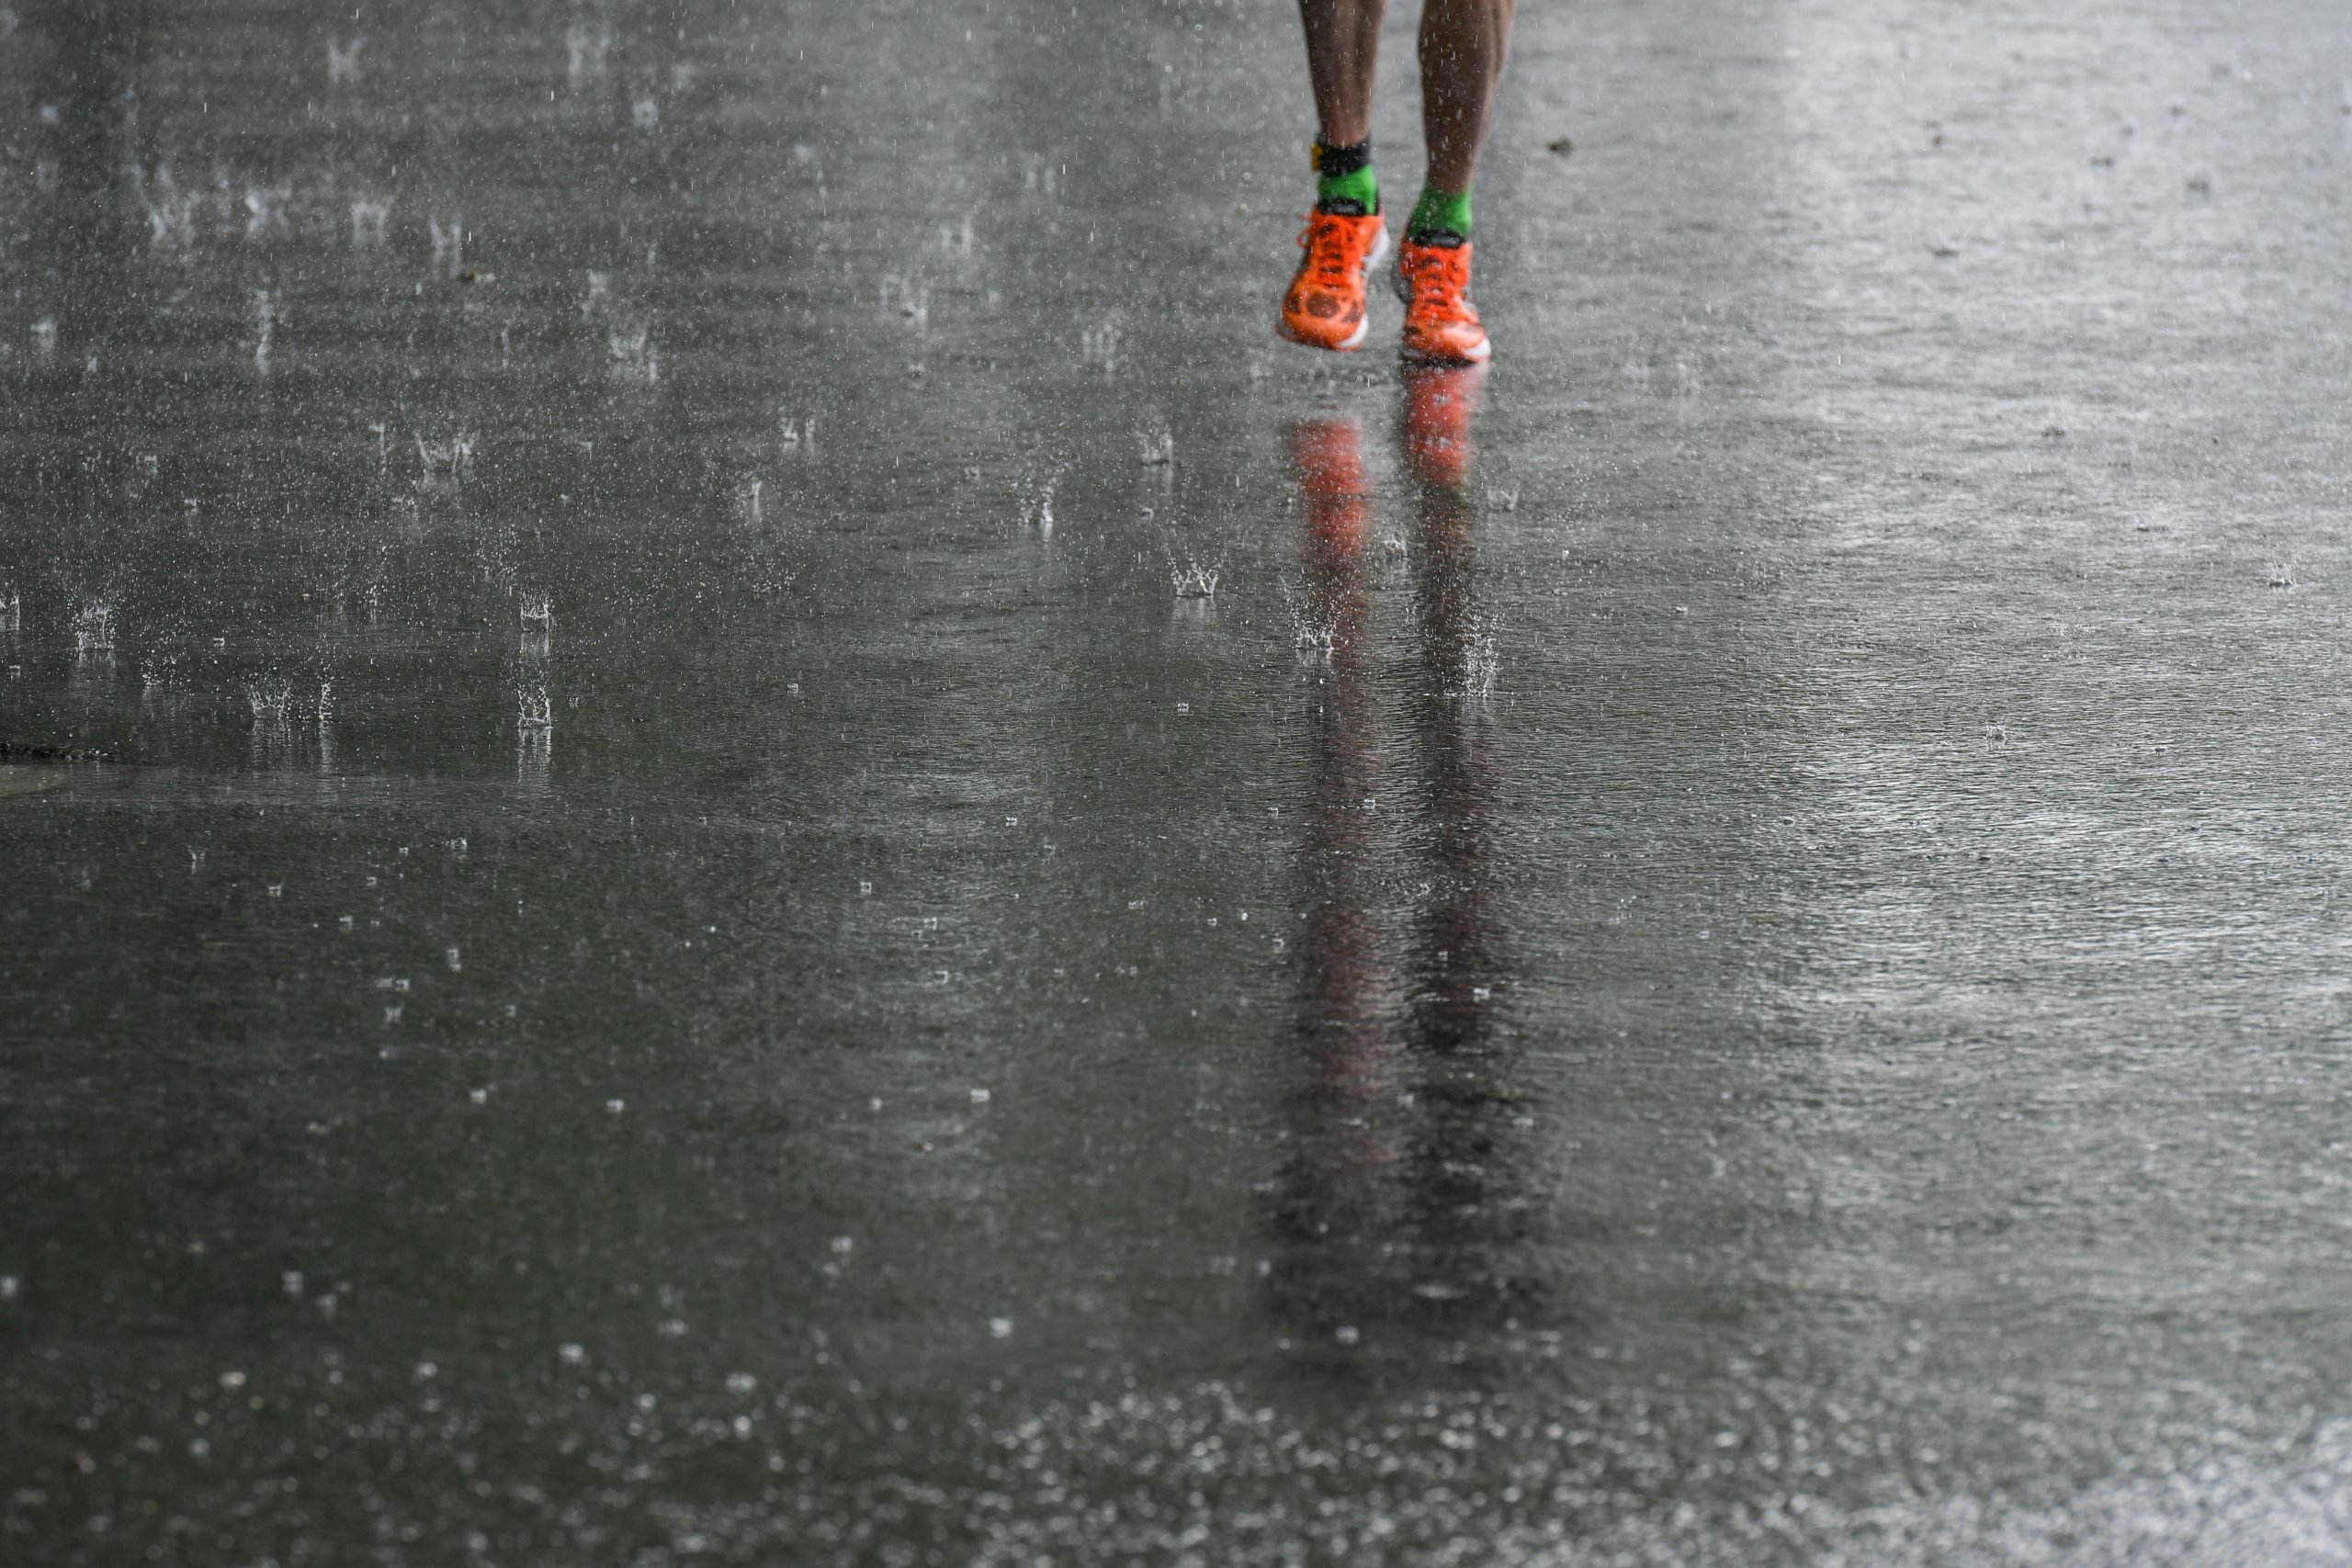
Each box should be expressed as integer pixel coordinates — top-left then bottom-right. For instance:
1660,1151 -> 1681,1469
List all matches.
1400,361 -> 1485,492
1396,0 -> 1512,363
1281,2 -> 1392,351
1400,363 -> 1487,704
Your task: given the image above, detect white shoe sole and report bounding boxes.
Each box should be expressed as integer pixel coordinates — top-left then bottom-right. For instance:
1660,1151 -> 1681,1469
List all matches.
1400,334 -> 1491,365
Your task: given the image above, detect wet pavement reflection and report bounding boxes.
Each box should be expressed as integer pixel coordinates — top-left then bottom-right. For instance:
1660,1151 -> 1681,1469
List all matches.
6,0 -> 2352,1562
1272,370 -> 1536,1371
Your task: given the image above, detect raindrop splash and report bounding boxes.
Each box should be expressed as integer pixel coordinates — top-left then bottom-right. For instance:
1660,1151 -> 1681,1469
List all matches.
1022,469 -> 1063,538
141,166 -> 198,252
1454,620 -> 1501,700
246,680 -> 294,721
429,215 -> 464,277
607,321 -> 658,384
1081,320 -> 1122,373
414,428 -> 475,489
349,197 -> 390,248
243,183 -> 290,242
565,25 -> 611,86
74,603 -> 115,655
251,288 -> 277,374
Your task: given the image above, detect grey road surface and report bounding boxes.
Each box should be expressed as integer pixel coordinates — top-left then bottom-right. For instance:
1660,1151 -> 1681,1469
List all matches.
5,0 -> 2352,1562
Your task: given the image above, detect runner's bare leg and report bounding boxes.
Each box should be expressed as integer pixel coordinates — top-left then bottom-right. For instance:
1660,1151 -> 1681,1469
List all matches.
1419,0 -> 1514,192
1299,0 -> 1387,147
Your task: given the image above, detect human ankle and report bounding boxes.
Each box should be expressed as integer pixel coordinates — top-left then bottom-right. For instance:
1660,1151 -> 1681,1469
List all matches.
1313,137 -> 1378,217
1407,186 -> 1472,245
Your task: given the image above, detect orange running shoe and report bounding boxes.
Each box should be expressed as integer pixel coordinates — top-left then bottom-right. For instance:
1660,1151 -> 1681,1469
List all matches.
1395,239 -> 1491,365
1279,210 -> 1391,353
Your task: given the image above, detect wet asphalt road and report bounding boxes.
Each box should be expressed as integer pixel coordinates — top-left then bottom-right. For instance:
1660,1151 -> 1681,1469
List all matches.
6,0 -> 2352,1562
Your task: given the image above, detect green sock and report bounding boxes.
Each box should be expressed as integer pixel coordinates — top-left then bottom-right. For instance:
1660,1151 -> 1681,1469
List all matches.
1313,138 -> 1378,216
1408,186 -> 1473,244
1317,164 -> 1378,214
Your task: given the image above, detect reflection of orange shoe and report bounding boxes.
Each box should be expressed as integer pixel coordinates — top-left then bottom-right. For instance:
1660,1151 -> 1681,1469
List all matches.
1279,212 -> 1391,353
1286,416 -> 1371,554
1395,240 -> 1491,365
1400,362 -> 1486,489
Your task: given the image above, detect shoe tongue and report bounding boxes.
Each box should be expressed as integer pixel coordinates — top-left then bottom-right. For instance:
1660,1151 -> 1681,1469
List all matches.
1315,197 -> 1371,219
1410,229 -> 1466,249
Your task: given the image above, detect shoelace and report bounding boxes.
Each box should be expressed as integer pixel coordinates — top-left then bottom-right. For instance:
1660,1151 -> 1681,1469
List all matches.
1296,215 -> 1369,288
1402,251 -> 1476,323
